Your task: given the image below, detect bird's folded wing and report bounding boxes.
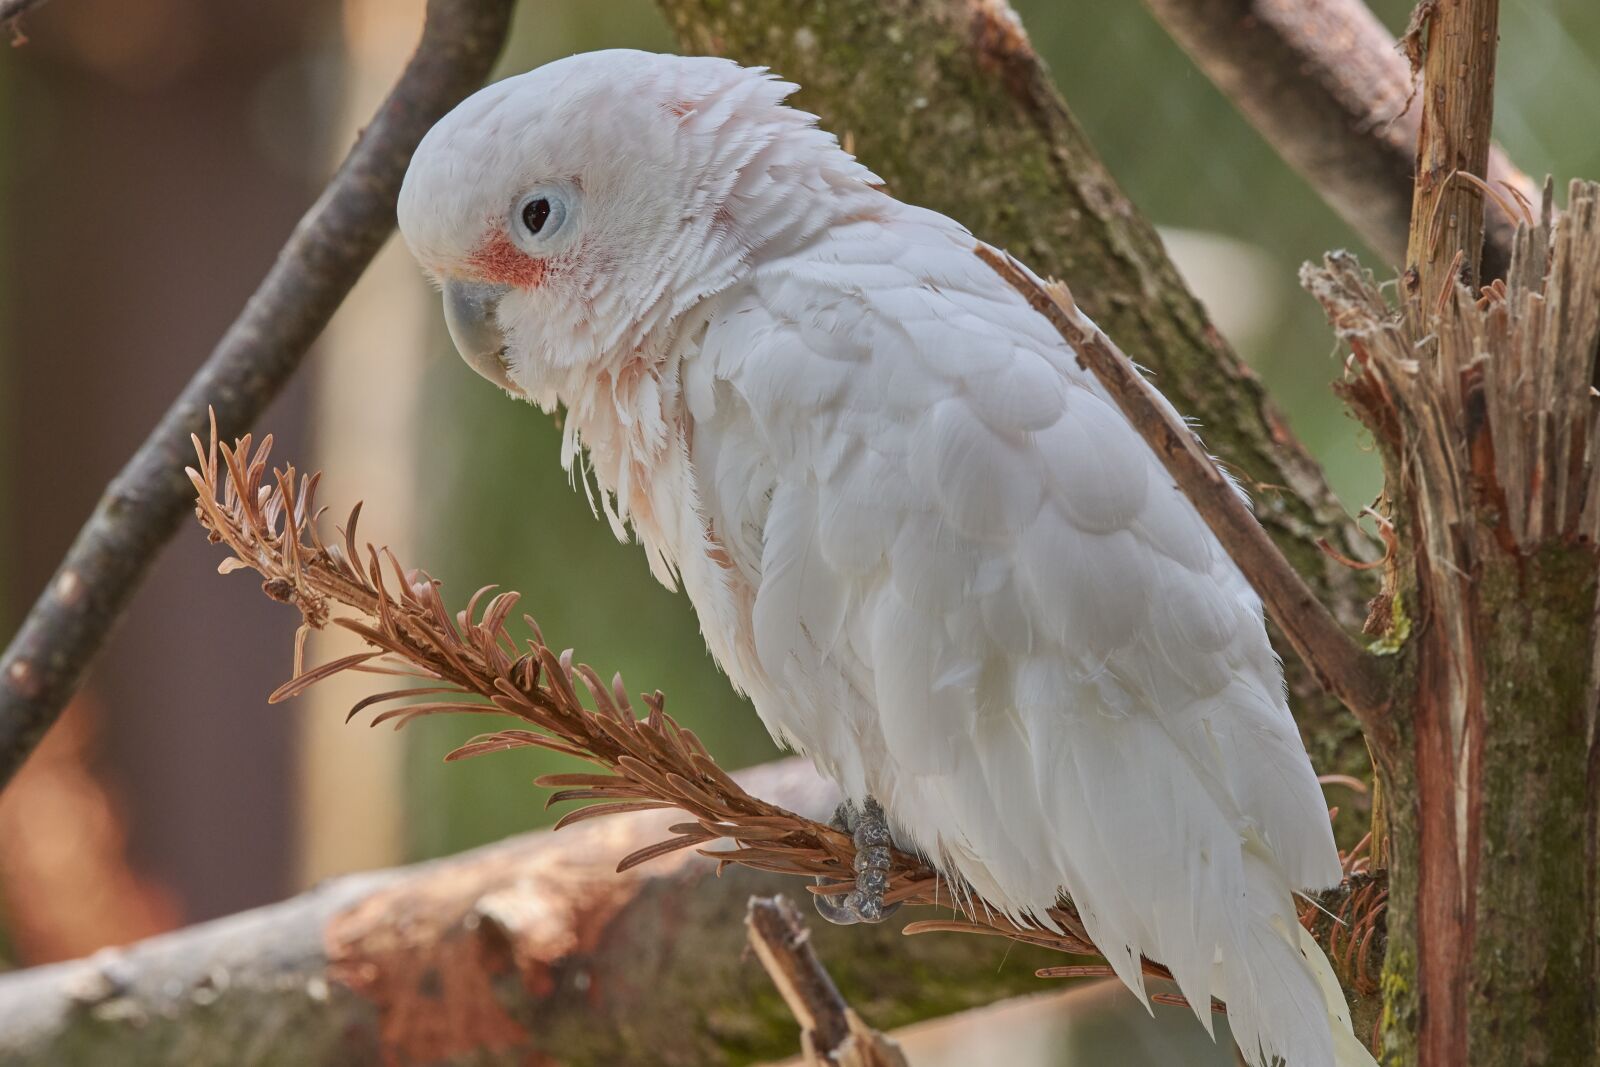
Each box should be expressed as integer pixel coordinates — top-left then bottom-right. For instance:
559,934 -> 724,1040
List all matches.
681,208 -> 1340,1012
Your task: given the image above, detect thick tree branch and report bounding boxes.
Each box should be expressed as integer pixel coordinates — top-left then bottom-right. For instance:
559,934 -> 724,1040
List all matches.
1142,0 -> 1531,281
0,760 -> 1058,1066
1404,0 -> 1501,296
0,0 -> 515,789
657,0 -> 1379,800
979,246 -> 1395,756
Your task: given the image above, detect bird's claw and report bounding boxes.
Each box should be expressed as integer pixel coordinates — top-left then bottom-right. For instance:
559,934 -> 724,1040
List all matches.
813,796 -> 902,926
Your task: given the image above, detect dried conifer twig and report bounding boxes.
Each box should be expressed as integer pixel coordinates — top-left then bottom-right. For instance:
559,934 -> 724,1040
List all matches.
186,418 -> 1161,978
188,415 -> 1382,1016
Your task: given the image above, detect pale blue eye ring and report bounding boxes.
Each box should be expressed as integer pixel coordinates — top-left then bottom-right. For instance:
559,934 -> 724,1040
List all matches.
514,189 -> 570,243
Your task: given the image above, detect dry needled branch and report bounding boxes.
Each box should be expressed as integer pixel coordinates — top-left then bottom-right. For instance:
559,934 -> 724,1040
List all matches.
186,422 -> 1108,964
1142,0 -> 1530,280
0,0 -> 515,789
976,245 -> 1395,757
186,418 -> 1383,1021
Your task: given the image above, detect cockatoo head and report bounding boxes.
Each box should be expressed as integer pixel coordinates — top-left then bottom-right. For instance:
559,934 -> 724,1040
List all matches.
398,49 -> 870,400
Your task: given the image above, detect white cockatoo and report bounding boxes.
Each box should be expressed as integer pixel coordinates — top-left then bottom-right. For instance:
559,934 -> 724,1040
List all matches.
397,50 -> 1374,1067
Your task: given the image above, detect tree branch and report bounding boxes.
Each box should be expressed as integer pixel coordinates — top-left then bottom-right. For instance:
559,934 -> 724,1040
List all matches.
0,760 -> 1057,1066
657,0 -> 1380,800
979,246 -> 1396,757
1142,0 -> 1531,281
1404,0 -> 1502,296
0,0 -> 515,789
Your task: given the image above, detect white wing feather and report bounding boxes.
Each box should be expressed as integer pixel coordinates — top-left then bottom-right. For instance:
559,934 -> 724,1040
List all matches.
678,203 -> 1352,1066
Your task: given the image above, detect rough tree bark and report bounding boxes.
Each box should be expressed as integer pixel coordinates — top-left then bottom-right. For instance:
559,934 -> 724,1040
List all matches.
1308,185 -> 1600,1064
0,761 -> 1060,1066
657,0 -> 1378,816
1403,0 -> 1501,297
1312,3 -> 1600,1062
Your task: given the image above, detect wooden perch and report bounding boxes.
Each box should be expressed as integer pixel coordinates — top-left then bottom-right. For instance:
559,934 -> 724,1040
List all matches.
0,760 -> 1055,1066
747,896 -> 910,1067
1143,0 -> 1532,281
0,0 -> 515,790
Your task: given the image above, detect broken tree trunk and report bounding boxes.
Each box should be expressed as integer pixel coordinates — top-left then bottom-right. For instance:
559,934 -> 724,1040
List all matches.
1306,180 -> 1600,1066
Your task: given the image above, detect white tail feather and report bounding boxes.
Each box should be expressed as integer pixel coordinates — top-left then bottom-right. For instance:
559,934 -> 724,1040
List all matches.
1215,846 -> 1377,1067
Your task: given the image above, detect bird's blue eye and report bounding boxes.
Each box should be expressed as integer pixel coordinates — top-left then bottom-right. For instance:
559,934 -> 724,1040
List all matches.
514,189 -> 570,243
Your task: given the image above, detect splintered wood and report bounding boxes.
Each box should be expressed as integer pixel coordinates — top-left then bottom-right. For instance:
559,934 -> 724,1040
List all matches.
746,896 -> 910,1067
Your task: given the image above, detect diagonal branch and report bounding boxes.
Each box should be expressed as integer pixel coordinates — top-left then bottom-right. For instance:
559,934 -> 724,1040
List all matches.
978,245 -> 1396,758
1142,0 -> 1532,282
0,0 -> 515,790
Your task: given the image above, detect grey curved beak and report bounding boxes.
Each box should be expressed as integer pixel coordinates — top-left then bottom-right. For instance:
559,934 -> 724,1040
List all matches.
442,279 -> 515,391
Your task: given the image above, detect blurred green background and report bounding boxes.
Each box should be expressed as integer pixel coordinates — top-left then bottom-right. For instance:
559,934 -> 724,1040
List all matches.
0,0 -> 1596,992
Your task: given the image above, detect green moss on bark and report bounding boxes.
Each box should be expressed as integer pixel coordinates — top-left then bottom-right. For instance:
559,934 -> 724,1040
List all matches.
1467,543 -> 1599,1063
1371,538 -> 1600,1066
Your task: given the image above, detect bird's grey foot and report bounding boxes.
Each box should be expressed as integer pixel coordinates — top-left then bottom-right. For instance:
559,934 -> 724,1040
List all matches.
813,796 -> 902,925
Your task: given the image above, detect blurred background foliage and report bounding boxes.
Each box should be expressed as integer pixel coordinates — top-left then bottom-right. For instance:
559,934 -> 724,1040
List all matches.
0,0 -> 1596,1004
